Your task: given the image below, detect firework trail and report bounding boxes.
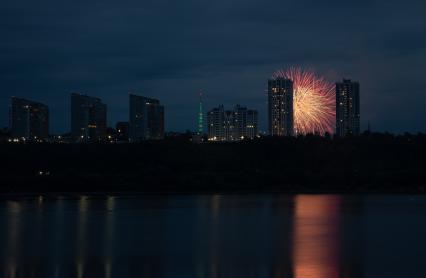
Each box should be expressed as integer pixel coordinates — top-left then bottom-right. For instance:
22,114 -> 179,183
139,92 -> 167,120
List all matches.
273,67 -> 335,135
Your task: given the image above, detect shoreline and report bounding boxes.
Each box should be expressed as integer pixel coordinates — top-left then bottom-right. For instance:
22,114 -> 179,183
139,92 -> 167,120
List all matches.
1,187 -> 425,199
1,136 -> 426,198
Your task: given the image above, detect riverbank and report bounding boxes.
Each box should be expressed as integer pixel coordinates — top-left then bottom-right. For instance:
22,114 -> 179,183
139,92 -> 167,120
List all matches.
1,134 -> 425,195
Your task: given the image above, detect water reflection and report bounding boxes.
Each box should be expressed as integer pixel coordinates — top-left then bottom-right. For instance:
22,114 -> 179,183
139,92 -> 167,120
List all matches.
293,195 -> 340,278
104,196 -> 115,278
76,196 -> 88,278
52,197 -> 64,278
5,201 -> 21,278
0,194 -> 379,277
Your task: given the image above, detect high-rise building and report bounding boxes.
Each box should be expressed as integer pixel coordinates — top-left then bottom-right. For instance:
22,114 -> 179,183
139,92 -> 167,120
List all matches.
116,122 -> 130,142
207,105 -> 225,141
10,97 -> 49,141
234,105 -> 247,140
336,79 -> 360,136
224,109 -> 235,141
207,105 -> 258,141
71,93 -> 107,142
129,94 -> 164,141
246,109 -> 258,139
268,78 -> 294,136
198,92 -> 204,135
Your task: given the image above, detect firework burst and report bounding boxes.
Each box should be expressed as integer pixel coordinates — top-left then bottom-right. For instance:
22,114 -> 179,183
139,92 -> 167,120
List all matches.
273,67 -> 335,135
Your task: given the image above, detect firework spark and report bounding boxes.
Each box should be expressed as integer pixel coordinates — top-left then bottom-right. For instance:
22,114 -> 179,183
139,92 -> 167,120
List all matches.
273,67 -> 335,135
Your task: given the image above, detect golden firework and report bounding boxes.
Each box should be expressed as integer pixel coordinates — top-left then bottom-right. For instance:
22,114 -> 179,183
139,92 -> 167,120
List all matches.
273,68 -> 335,135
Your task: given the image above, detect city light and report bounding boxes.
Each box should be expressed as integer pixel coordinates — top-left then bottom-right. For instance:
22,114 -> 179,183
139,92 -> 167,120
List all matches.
273,67 -> 335,135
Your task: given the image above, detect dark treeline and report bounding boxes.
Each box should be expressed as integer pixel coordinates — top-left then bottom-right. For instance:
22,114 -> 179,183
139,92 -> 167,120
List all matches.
1,132 -> 426,194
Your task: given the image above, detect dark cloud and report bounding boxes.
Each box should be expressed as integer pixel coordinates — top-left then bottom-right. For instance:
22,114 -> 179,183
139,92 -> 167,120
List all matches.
1,0 -> 426,133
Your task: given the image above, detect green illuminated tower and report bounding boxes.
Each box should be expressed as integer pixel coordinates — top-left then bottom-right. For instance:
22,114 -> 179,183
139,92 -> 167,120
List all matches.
198,92 -> 203,135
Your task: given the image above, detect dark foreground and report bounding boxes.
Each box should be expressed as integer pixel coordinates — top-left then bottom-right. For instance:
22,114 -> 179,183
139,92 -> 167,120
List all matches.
1,133 -> 426,194
1,194 -> 426,277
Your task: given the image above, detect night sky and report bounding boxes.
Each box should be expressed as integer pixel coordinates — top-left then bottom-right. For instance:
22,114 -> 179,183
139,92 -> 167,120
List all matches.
1,0 -> 425,134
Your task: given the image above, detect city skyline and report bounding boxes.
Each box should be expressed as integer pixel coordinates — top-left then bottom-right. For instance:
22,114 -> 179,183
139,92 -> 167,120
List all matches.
1,0 -> 425,134
4,72 -> 354,138
0,70 -> 415,135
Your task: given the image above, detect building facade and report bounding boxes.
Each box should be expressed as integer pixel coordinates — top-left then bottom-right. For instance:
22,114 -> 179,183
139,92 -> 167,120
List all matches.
246,109 -> 258,139
207,105 -> 258,141
71,93 -> 107,142
10,97 -> 49,141
336,79 -> 360,136
129,94 -> 164,141
197,92 -> 204,135
233,105 -> 247,140
268,78 -> 294,136
207,105 -> 225,141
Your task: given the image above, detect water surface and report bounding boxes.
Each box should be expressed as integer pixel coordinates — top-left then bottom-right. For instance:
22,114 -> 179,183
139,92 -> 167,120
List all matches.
1,194 -> 425,277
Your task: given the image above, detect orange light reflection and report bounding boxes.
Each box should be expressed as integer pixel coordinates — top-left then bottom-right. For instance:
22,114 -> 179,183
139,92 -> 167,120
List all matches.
293,195 -> 341,278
